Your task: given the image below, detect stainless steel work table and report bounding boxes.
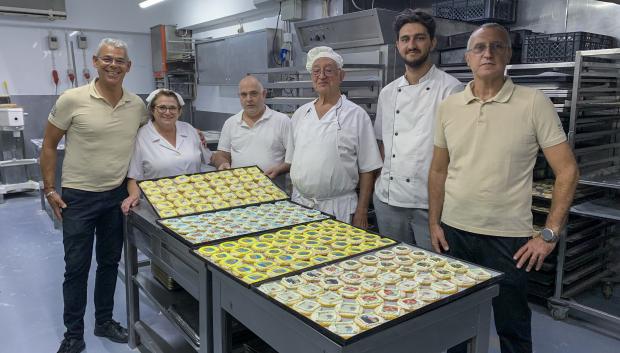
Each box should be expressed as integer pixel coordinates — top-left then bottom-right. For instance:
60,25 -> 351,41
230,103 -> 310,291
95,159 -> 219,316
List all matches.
209,263 -> 500,353
124,204 -> 213,353
125,203 -> 500,353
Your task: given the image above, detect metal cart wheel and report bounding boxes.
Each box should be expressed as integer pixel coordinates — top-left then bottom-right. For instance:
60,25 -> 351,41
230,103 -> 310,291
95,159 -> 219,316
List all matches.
549,304 -> 569,321
602,282 -> 614,300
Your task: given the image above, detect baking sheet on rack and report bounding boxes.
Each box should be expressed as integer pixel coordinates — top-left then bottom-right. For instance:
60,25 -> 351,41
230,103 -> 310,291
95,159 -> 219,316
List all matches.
254,243 -> 503,346
137,166 -> 289,219
156,200 -> 332,247
191,219 -> 397,287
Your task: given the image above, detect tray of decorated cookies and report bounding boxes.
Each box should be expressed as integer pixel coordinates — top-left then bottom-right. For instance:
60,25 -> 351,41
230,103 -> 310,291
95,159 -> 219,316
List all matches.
255,243 -> 503,345
156,200 -> 332,247
192,219 -> 397,287
137,166 -> 289,219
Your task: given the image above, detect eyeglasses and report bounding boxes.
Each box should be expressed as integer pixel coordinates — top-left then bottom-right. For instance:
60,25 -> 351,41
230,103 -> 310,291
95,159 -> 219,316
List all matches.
154,105 -> 179,113
468,42 -> 508,55
97,56 -> 128,66
311,67 -> 339,77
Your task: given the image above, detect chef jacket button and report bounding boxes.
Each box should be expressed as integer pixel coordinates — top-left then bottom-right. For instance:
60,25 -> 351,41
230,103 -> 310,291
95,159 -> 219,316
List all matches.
426,87 -> 430,91
390,177 -> 393,180
398,88 -> 401,92
396,110 -> 400,114
406,178 -> 410,182
394,132 -> 398,136
392,154 -> 395,158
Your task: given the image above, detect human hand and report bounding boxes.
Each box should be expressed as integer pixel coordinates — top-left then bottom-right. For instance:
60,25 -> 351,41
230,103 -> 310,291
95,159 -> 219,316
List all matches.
218,162 -> 231,171
121,194 -> 140,215
196,129 -> 208,148
46,190 -> 67,221
352,208 -> 368,230
514,237 -> 556,272
430,224 -> 449,253
264,165 -> 280,179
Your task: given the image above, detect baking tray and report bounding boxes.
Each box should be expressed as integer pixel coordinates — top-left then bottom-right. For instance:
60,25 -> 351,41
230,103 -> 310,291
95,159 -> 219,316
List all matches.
252,242 -> 503,346
155,200 -> 333,248
137,166 -> 289,219
192,221 -> 398,288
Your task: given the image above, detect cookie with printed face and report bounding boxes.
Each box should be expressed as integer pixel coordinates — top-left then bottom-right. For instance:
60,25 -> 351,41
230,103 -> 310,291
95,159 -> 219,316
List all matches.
398,297 -> 425,312
416,288 -> 441,303
317,291 -> 343,307
275,290 -> 303,306
293,299 -> 321,316
335,302 -> 363,319
280,275 -> 306,289
311,309 -> 341,327
466,268 -> 491,281
431,280 -> 458,294
354,313 -> 385,330
374,304 -> 402,320
356,293 -> 383,308
451,274 -> 476,288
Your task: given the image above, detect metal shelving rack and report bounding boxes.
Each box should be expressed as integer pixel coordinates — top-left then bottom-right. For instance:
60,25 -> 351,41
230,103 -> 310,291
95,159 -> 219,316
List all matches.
254,64 -> 384,117
151,25 -> 197,124
554,48 -> 620,331
442,59 -> 618,327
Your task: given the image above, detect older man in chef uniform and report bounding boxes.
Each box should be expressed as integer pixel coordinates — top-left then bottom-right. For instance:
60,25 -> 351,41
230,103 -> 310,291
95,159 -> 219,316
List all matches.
279,46 -> 382,228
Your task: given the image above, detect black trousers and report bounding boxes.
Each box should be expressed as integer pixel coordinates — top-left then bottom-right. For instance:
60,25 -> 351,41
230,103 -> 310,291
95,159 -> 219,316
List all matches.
443,223 -> 533,353
61,184 -> 127,340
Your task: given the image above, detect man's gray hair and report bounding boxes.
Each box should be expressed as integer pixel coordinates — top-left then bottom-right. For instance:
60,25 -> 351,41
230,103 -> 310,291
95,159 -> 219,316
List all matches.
467,23 -> 512,50
96,38 -> 129,59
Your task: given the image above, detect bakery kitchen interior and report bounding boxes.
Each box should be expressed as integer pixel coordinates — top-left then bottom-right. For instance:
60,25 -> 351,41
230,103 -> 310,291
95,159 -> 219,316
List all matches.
1,1 -> 620,353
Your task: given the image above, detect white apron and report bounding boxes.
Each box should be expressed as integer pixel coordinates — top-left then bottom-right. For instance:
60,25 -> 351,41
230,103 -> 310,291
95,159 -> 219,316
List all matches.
290,107 -> 357,223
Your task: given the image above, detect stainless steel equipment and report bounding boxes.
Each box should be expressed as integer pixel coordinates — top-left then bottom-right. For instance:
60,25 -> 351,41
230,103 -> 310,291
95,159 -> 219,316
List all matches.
255,8 -> 403,116
151,25 -> 196,124
0,107 -> 39,203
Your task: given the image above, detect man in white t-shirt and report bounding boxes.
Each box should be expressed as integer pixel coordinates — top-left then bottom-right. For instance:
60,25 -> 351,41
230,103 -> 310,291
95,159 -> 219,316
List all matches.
212,75 -> 290,188
373,9 -> 462,249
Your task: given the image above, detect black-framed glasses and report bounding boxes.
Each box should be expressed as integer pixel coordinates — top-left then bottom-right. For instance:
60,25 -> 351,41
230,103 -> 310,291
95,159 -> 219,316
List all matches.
97,56 -> 128,66
154,105 -> 179,113
468,42 -> 508,55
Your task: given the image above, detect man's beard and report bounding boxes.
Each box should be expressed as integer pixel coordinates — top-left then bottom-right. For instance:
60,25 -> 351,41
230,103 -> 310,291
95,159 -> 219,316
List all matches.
403,50 -> 429,69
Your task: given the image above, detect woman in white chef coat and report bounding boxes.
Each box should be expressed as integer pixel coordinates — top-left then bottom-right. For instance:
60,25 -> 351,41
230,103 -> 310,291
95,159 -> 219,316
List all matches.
283,46 -> 382,228
121,89 -> 212,214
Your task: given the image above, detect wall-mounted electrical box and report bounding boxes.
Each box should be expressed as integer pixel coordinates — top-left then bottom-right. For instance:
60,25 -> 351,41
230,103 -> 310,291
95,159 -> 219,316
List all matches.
48,35 -> 59,50
77,35 -> 87,49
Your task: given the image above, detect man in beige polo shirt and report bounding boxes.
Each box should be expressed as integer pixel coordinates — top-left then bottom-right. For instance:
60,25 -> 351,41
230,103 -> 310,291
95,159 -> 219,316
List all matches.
41,38 -> 147,353
428,24 -> 578,353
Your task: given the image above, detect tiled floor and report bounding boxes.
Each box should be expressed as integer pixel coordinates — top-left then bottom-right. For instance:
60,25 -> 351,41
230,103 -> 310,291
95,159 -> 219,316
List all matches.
1,193 -> 618,353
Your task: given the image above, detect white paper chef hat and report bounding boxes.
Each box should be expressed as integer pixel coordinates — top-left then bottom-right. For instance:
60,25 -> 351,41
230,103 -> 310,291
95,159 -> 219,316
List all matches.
305,46 -> 344,72
145,88 -> 185,109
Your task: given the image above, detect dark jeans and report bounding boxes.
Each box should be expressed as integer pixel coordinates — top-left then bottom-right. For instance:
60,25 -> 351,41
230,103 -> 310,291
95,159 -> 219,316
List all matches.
443,224 -> 532,353
61,184 -> 127,340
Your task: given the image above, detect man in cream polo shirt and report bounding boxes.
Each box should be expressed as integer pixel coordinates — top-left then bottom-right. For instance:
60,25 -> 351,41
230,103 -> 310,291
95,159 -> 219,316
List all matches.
40,38 -> 147,353
428,24 -> 578,353
213,75 -> 290,188
373,9 -> 462,249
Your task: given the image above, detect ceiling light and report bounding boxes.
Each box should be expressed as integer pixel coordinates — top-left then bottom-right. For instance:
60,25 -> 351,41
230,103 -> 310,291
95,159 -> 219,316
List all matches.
69,30 -> 80,37
139,0 -> 165,9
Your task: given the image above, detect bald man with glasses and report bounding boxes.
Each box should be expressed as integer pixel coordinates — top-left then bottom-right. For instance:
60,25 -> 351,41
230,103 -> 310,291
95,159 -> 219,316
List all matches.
212,75 -> 291,188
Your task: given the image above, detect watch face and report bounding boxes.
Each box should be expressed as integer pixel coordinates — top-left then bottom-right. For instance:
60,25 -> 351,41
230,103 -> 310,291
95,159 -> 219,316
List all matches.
542,228 -> 555,241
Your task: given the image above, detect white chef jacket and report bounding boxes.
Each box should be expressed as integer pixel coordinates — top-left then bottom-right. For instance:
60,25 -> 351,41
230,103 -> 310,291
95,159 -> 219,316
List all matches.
218,106 -> 290,172
286,95 -> 382,221
128,120 -> 212,180
374,65 -> 462,209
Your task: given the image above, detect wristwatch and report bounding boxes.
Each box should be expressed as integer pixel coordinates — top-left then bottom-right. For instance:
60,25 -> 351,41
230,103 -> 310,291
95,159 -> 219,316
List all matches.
540,228 -> 559,243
